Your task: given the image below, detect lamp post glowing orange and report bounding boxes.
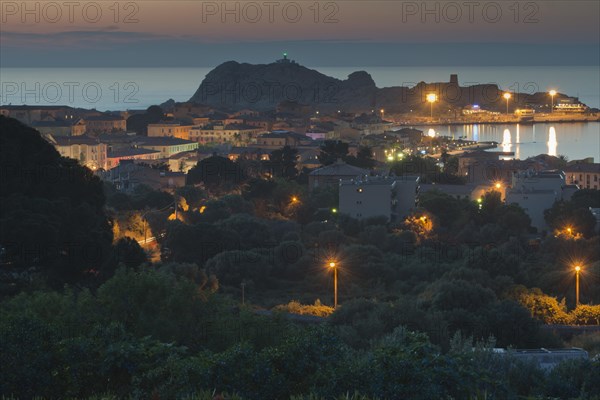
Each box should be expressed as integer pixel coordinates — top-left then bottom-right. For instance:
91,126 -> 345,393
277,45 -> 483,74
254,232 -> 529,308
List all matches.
549,90 -> 557,113
427,94 -> 437,120
503,93 -> 511,115
575,265 -> 581,306
329,261 -> 338,308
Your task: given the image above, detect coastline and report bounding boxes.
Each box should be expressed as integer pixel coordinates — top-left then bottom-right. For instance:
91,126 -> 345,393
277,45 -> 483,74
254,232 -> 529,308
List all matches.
392,114 -> 600,128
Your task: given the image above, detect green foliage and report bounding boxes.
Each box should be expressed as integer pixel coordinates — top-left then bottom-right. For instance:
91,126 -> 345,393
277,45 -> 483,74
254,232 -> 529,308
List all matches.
109,237 -> 148,271
126,105 -> 164,135
318,140 -> 349,166
266,145 -> 299,179
510,286 -> 600,326
205,250 -> 272,289
162,221 -> 240,264
187,154 -> 246,188
274,300 -> 334,317
545,199 -> 598,238
0,116 -> 113,286
345,146 -> 376,169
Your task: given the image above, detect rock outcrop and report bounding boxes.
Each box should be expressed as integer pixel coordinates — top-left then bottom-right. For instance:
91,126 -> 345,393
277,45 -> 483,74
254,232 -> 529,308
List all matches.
189,60 -> 576,113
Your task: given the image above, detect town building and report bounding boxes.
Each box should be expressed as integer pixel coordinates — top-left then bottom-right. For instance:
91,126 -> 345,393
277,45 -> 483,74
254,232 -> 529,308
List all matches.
0,105 -> 77,125
255,130 -> 311,148
189,124 -> 263,145
564,162 -> 600,190
46,134 -> 107,170
106,148 -> 162,170
458,150 -> 545,184
84,115 -> 127,134
168,150 -> 213,173
494,348 -> 588,371
99,161 -> 185,193
351,114 -> 394,135
554,98 -> 588,113
339,176 -> 420,221
31,118 -> 86,136
171,102 -> 212,120
308,160 -> 370,190
506,170 -> 571,232
134,137 -> 199,158
147,122 -> 194,140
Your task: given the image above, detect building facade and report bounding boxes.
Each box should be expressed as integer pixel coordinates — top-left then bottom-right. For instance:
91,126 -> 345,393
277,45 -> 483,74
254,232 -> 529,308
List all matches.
564,163 -> 600,190
339,176 -> 420,222
47,135 -> 108,170
147,123 -> 194,140
84,115 -> 127,134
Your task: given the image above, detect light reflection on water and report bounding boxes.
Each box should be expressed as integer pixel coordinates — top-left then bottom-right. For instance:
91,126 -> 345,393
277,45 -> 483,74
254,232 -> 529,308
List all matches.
548,127 -> 558,157
502,129 -> 512,153
423,122 -> 599,161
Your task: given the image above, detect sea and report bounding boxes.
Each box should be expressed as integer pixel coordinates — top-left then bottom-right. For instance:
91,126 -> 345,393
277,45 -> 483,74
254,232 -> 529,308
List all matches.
1,66 -> 599,161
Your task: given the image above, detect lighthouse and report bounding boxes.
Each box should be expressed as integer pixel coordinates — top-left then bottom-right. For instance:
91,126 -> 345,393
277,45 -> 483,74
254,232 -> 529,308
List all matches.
276,52 -> 297,64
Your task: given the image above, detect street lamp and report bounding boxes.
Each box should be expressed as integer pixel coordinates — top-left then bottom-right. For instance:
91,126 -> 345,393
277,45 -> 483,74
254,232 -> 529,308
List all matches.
329,261 -> 338,308
380,108 -> 385,120
575,265 -> 581,306
427,94 -> 437,120
549,90 -> 557,113
503,93 -> 511,115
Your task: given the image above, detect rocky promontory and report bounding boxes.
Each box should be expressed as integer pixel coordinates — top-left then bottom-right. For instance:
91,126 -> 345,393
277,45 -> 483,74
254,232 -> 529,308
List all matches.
189,59 -> 582,113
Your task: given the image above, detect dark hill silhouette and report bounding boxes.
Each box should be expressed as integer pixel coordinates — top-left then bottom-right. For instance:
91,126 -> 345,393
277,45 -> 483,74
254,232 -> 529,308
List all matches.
189,60 -> 569,113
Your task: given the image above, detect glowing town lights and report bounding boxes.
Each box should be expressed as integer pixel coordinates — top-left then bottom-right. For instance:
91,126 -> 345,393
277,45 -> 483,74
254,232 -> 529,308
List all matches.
495,183 -> 502,189
427,93 -> 437,119
574,264 -> 582,306
327,260 -> 338,308
503,92 -> 511,115
549,90 -> 557,112
427,128 -> 436,138
331,208 -> 338,214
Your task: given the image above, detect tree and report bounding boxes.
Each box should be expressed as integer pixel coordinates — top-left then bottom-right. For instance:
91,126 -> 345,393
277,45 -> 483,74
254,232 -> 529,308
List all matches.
418,190 -> 468,230
205,250 -> 272,289
545,200 -> 597,238
266,145 -> 298,179
187,154 -> 246,188
162,222 -> 240,264
109,237 -> 148,271
346,146 -> 376,169
318,140 -> 349,165
216,214 -> 272,250
0,116 -> 113,286
126,105 -> 165,135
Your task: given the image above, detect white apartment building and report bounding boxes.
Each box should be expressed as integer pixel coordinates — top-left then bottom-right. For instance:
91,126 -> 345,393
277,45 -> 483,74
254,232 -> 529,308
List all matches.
339,176 -> 420,222
506,170 -> 571,232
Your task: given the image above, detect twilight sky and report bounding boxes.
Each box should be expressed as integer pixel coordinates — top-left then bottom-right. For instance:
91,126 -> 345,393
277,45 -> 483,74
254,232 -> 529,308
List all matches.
1,1 -> 599,67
